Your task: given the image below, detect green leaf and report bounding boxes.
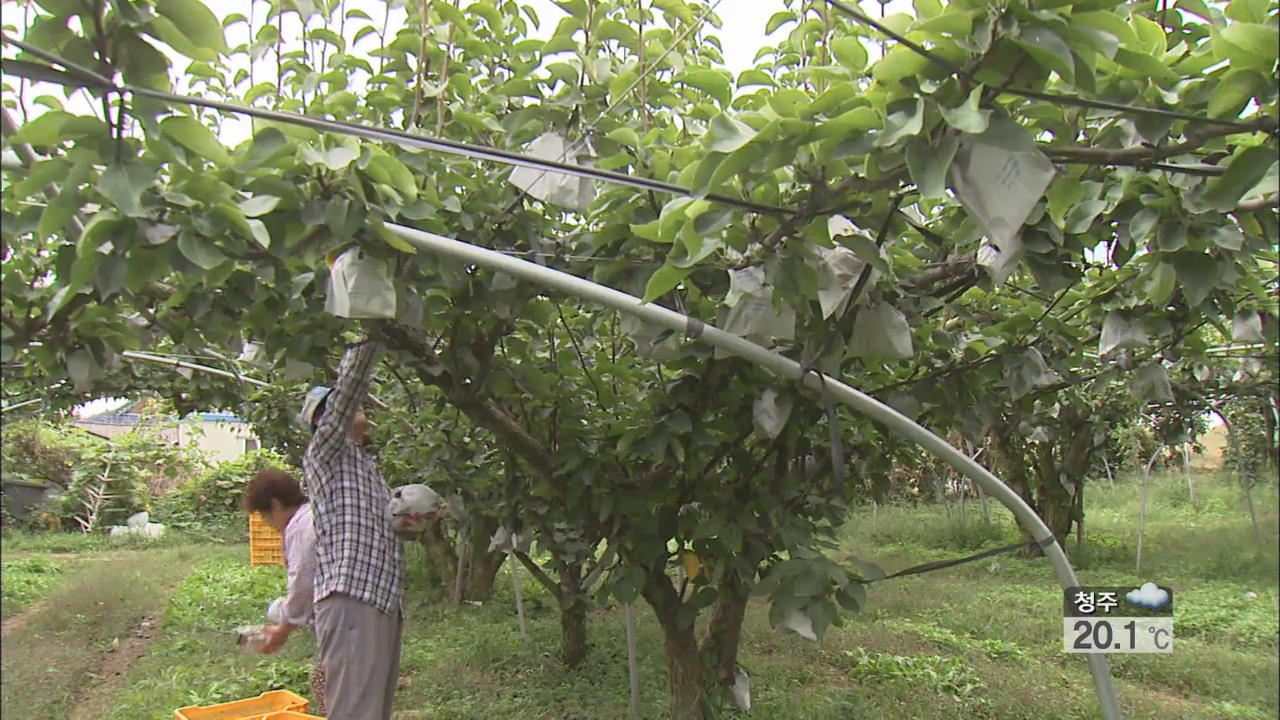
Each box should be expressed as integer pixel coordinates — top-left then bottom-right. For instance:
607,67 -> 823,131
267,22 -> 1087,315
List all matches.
1045,177 -> 1083,229
1218,22 -> 1279,69
611,567 -> 645,604
96,161 -> 155,218
160,116 -> 230,165
155,0 -> 228,54
70,216 -> 117,288
807,598 -> 838,640
238,195 -> 281,218
1208,70 -> 1265,119
677,69 -> 732,106
814,106 -> 879,139
1113,48 -> 1179,82
368,154 -> 418,199
708,144 -> 765,190
939,86 -> 990,134
643,264 -> 694,302
1203,147 -> 1277,212
1014,26 -> 1075,82
830,37 -> 868,71
177,233 -> 229,270
909,11 -> 972,37
875,99 -> 924,147
246,219 -> 271,249
11,110 -> 73,146
38,155 -> 91,242
1064,200 -> 1107,234
1156,221 -> 1186,252
1072,11 -> 1140,48
605,127 -> 640,148
1146,260 -> 1176,306
766,10 -> 797,34
372,218 -> 417,254
873,46 -> 930,84
707,113 -> 758,153
323,145 -> 359,171
737,69 -> 776,88
1129,208 -> 1158,243
1224,0 -> 1267,22
35,0 -> 84,14
1130,15 -> 1167,54
843,235 -> 888,273
239,128 -> 289,170
1171,252 -> 1219,306
906,134 -> 959,200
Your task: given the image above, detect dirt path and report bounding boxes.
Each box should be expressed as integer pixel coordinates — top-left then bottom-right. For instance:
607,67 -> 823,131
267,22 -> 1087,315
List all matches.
66,613 -> 163,720
0,548 -> 208,720
1,595 -> 53,636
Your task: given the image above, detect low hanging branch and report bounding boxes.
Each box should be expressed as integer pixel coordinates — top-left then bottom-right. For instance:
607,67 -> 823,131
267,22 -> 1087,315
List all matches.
1044,116 -> 1279,166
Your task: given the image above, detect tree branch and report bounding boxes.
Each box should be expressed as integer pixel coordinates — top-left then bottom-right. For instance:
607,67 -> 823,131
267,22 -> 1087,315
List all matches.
1044,116 -> 1278,165
1235,194 -> 1278,213
513,550 -> 561,598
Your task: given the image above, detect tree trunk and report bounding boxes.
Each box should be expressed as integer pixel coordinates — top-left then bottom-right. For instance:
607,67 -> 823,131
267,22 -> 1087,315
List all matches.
659,619 -> 707,720
559,565 -> 588,667
702,579 -> 750,685
461,518 -> 505,601
420,521 -> 457,595
641,565 -> 711,720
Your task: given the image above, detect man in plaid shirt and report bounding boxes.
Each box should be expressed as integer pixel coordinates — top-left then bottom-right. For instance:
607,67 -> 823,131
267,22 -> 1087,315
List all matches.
297,336 -> 404,720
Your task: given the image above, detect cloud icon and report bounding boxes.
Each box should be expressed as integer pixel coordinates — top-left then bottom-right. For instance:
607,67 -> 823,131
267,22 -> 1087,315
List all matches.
1126,583 -> 1170,609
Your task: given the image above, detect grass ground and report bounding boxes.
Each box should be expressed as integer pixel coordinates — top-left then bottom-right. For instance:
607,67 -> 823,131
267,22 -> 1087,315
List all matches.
1,470 -> 1276,719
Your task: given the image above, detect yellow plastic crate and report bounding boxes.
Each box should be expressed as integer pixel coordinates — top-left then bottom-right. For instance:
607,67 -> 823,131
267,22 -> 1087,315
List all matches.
174,689 -> 308,720
249,512 -> 285,567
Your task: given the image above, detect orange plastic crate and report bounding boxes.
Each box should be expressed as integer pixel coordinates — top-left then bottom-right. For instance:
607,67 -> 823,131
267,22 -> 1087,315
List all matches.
249,512 -> 285,567
174,689 -> 308,720
262,713 -> 326,719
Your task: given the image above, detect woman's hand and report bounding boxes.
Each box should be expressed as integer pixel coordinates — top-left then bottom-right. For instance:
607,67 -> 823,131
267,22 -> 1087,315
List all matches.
261,623 -> 294,654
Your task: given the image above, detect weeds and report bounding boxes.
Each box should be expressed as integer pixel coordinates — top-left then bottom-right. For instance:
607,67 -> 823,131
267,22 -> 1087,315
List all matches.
843,647 -> 990,707
1,555 -> 63,618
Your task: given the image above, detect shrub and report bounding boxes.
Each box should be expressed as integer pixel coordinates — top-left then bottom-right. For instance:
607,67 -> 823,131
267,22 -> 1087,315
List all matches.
3,416 -> 206,532
153,450 -> 293,538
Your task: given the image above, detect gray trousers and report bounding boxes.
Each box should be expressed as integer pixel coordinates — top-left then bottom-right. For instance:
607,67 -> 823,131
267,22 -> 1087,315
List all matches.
314,594 -> 402,720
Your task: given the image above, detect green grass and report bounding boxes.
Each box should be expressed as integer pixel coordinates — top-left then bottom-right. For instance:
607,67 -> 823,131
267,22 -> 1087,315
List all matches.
2,555 -> 65,619
106,555 -> 317,718
0,546 -> 212,720
3,470 -> 1276,719
1,527 -> 238,555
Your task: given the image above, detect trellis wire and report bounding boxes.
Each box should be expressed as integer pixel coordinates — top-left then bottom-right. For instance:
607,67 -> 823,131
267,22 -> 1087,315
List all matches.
0,34 -> 789,217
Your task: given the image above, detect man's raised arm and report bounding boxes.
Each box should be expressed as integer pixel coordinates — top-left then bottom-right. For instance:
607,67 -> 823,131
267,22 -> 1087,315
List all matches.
308,339 -> 382,466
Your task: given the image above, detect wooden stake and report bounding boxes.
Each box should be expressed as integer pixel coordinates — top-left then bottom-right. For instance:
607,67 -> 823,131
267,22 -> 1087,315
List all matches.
1183,444 -> 1196,503
625,603 -> 641,720
1135,446 -> 1162,575
509,551 -> 528,639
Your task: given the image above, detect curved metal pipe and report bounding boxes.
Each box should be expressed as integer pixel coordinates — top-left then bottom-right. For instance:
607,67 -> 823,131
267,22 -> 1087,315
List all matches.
385,221 -> 1123,720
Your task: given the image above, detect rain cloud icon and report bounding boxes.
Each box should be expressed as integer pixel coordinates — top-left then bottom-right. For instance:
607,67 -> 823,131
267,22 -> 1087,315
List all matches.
1126,582 -> 1170,610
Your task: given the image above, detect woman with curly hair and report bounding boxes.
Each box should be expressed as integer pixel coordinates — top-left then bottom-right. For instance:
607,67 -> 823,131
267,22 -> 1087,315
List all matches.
243,467 -> 326,714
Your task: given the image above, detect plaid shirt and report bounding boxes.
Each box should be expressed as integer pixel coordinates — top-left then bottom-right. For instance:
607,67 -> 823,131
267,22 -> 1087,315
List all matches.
304,341 -> 404,616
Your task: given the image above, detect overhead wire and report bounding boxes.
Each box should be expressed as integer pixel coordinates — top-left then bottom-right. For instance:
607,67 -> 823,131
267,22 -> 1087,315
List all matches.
0,33 -> 791,217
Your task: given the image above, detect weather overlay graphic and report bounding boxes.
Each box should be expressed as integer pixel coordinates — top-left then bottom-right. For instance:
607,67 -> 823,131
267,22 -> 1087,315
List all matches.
1063,583 -> 1174,654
